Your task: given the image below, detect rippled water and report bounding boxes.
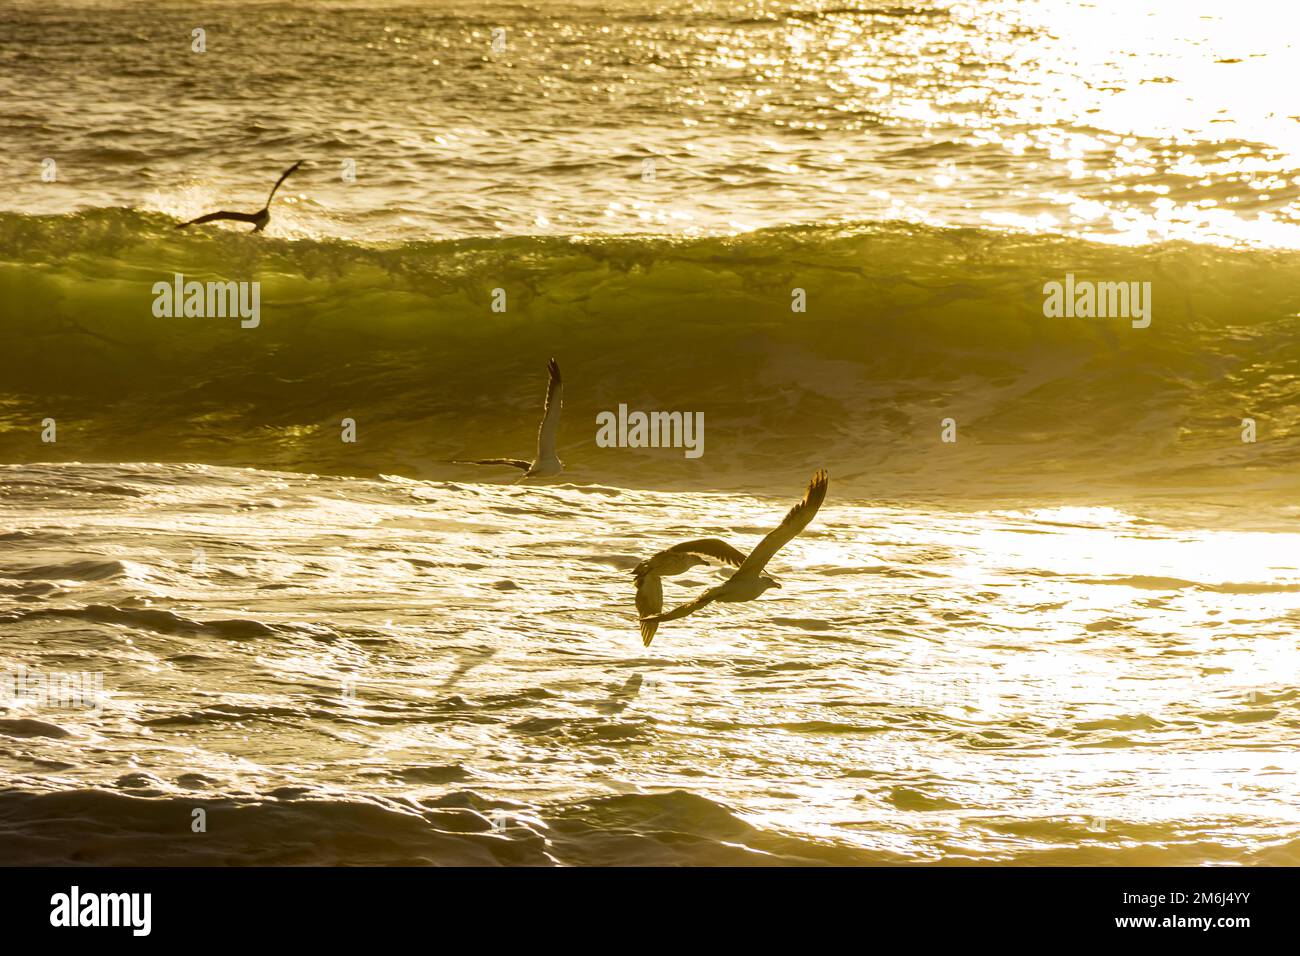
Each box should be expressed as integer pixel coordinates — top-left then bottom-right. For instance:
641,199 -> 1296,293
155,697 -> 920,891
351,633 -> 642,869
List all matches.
2,464 -> 1298,865
3,0 -> 1300,244
3,0 -> 1300,867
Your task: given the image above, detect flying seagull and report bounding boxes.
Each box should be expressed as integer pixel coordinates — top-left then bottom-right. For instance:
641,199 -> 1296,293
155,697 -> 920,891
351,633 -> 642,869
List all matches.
633,538 -> 749,647
639,469 -> 829,637
453,358 -> 563,479
176,161 -> 302,233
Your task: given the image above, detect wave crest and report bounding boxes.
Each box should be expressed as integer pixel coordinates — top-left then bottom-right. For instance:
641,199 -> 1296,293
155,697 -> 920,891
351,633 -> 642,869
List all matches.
3,208 -> 1298,500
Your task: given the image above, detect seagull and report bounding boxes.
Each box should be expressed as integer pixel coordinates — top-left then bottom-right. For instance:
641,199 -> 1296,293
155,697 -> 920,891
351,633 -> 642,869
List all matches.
633,538 -> 749,647
639,469 -> 828,638
453,358 -> 563,479
176,161 -> 302,233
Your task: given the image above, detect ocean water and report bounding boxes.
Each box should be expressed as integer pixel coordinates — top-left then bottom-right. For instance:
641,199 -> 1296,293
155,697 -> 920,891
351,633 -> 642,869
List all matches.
2,463 -> 1299,865
4,0 -> 1300,245
2,0 -> 1300,866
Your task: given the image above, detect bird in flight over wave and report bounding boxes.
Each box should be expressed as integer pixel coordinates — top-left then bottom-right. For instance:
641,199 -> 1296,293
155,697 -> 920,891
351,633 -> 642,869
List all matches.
176,161 -> 302,233
453,358 -> 563,480
638,469 -> 829,640
633,538 -> 750,647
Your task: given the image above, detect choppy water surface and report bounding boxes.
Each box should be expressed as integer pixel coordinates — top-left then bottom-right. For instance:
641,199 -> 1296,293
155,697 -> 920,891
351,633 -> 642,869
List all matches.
2,463 -> 1298,865
4,0 -> 1300,866
3,0 -> 1300,245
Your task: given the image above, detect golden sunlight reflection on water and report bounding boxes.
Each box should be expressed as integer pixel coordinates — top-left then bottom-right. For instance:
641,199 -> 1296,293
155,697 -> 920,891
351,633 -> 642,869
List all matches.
3,465 -> 1298,862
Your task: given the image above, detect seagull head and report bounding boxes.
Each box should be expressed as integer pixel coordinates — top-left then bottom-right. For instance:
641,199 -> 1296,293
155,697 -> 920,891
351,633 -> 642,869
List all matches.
760,575 -> 782,591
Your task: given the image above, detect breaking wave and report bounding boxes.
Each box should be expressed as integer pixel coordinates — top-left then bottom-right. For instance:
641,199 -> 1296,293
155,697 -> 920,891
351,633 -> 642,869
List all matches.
3,207 -> 1299,500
